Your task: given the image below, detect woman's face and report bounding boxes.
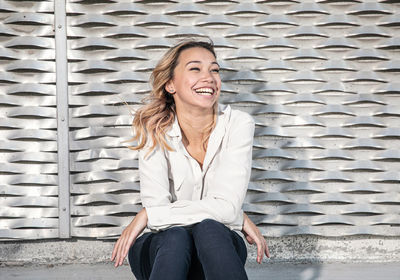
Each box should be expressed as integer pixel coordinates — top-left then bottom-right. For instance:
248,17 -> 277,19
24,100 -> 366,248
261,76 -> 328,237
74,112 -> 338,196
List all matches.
166,47 -> 221,112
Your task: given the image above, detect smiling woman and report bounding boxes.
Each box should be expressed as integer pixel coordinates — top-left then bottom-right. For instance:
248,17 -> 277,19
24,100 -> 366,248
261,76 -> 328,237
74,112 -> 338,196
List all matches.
111,39 -> 270,280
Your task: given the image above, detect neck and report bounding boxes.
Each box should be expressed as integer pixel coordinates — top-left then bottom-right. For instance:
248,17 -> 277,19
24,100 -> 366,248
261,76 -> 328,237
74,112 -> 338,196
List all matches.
176,106 -> 215,144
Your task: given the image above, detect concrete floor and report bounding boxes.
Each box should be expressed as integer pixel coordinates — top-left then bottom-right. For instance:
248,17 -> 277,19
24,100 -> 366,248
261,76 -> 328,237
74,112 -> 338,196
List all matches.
1,262 -> 399,280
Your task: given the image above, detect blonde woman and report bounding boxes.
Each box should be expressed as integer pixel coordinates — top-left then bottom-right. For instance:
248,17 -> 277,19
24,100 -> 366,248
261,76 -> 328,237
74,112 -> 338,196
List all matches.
111,39 -> 270,280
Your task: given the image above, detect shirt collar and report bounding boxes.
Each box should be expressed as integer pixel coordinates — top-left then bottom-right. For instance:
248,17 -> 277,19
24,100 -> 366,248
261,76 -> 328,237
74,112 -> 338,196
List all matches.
166,103 -> 231,139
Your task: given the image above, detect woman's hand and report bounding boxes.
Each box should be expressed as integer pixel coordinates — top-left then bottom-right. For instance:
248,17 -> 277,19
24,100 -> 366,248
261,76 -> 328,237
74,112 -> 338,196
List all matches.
111,208 -> 148,267
242,213 -> 270,264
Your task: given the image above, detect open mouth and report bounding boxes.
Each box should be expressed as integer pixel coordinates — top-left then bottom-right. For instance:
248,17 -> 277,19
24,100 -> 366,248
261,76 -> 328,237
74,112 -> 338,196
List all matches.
194,87 -> 215,96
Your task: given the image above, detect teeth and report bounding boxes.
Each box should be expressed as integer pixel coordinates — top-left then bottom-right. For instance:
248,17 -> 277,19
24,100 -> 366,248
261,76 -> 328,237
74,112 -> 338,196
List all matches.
195,88 -> 214,95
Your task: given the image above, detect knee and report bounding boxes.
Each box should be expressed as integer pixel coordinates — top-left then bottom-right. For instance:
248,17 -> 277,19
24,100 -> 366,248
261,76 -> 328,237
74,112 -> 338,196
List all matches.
149,227 -> 194,277
192,219 -> 231,249
193,219 -> 227,236
200,219 -> 222,227
157,227 -> 193,253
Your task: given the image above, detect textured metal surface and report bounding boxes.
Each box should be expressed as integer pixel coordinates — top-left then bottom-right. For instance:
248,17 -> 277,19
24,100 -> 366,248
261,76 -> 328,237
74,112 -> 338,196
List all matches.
0,0 -> 58,240
55,0 -> 71,238
1,0 -> 400,240
65,0 -> 400,239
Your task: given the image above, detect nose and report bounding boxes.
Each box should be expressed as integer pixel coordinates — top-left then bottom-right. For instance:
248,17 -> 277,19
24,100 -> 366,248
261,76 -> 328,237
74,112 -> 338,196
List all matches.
200,69 -> 215,83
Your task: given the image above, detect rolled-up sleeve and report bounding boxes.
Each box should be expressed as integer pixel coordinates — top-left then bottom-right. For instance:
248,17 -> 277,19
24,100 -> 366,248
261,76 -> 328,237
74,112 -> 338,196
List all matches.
140,112 -> 255,231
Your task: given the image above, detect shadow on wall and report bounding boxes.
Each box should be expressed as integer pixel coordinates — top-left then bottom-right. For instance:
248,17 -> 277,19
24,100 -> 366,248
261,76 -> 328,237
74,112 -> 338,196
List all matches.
245,137 -> 324,279
274,145 -> 323,280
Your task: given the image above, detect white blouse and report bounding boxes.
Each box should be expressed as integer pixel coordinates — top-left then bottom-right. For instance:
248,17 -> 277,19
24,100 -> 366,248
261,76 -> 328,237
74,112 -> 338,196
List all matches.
139,104 -> 255,231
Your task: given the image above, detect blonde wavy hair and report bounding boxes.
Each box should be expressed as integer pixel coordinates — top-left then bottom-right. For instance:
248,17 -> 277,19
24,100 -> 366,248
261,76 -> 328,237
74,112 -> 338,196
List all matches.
129,39 -> 218,155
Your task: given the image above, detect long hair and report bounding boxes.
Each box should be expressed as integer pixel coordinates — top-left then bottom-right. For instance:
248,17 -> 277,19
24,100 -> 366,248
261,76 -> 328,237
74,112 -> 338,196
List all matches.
129,39 -> 218,155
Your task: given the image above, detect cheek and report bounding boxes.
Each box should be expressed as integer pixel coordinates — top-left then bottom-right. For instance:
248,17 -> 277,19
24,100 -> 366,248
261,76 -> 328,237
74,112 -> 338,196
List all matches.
214,74 -> 221,84
179,74 -> 193,85
216,77 -> 222,88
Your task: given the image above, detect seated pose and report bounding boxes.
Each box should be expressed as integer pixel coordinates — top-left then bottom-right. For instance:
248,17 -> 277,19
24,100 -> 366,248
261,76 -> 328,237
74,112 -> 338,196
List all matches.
111,39 -> 270,280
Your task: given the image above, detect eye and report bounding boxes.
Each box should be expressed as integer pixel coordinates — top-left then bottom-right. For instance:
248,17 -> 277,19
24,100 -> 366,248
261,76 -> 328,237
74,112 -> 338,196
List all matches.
189,67 -> 200,71
211,68 -> 220,73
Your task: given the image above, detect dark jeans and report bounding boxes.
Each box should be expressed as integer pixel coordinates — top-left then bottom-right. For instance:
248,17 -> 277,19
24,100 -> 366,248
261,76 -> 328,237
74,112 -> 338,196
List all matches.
128,219 -> 248,280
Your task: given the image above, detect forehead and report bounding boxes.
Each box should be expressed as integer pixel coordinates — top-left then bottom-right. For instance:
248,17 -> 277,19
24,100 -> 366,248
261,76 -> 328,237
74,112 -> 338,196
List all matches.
177,47 -> 216,64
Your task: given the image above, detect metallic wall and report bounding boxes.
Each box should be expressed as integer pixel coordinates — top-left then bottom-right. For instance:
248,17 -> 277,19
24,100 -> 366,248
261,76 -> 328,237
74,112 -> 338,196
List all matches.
0,0 -> 399,240
0,0 -> 58,239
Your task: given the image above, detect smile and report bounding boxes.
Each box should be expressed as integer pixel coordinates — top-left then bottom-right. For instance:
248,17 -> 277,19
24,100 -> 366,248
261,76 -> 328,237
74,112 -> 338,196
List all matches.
194,87 -> 215,96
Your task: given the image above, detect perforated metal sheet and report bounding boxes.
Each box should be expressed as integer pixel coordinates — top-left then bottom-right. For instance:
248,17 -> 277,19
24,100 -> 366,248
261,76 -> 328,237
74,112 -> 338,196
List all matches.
1,0 -> 399,240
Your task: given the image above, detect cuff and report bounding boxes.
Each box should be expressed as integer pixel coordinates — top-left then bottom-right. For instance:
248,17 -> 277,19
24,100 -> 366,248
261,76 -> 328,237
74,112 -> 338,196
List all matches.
146,205 -> 171,231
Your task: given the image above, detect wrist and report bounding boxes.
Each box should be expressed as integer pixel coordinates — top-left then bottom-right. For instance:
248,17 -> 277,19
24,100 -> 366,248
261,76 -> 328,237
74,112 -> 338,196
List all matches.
140,207 -> 147,216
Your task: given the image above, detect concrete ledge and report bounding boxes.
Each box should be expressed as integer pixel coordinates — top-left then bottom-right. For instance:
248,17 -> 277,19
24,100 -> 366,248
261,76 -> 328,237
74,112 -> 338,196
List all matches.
1,262 -> 400,280
1,236 -> 400,265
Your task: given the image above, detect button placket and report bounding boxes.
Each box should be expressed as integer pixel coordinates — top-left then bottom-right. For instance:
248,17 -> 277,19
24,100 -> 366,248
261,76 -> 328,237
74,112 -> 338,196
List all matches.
189,157 -> 202,199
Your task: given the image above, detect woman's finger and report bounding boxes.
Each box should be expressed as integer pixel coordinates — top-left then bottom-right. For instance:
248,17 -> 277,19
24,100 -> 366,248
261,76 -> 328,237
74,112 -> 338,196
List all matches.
115,241 -> 123,266
113,245 -> 121,266
121,238 -> 132,265
116,234 -> 128,266
111,238 -> 120,261
112,237 -> 123,263
255,238 -> 263,263
265,241 -> 270,258
123,232 -> 137,261
260,240 -> 266,263
118,236 -> 126,265
114,237 -> 122,266
118,230 -> 136,266
119,235 -> 129,266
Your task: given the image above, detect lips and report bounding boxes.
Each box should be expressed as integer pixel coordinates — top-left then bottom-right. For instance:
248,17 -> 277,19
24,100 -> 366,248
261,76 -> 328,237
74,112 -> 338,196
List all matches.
194,87 -> 215,96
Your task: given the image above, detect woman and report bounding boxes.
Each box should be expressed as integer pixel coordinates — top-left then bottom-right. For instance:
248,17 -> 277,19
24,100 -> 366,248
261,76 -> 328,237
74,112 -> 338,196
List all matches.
111,39 -> 270,280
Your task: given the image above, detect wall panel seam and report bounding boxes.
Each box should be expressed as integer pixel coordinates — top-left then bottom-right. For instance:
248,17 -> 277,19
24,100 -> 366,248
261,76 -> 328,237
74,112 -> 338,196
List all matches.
55,0 -> 71,238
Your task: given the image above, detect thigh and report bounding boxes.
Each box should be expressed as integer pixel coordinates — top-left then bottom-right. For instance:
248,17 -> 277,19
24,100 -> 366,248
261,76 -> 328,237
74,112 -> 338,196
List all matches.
230,230 -> 248,265
129,227 -> 194,280
192,219 -> 247,263
128,232 -> 154,280
192,219 -> 243,253
187,245 -> 205,280
148,226 -> 193,264
191,219 -> 248,280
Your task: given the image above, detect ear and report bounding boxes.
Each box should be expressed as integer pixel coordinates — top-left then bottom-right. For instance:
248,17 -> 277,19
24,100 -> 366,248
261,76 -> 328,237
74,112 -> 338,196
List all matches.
165,80 -> 175,94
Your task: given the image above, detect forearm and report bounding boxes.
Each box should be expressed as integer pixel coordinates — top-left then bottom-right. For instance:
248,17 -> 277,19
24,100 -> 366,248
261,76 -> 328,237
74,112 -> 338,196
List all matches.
145,198 -> 244,231
111,208 -> 148,267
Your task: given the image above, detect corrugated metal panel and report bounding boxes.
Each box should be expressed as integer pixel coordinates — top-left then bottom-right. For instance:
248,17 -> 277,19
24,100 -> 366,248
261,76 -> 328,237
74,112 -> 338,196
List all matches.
0,0 -> 399,240
0,0 -> 58,239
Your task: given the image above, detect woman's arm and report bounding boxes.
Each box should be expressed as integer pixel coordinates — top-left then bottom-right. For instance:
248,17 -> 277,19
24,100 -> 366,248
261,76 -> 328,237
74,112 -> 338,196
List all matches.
242,213 -> 270,263
111,208 -> 148,267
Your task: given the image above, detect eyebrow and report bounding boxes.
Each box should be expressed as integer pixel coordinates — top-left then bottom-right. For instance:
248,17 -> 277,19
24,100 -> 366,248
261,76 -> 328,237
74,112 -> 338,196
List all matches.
185,61 -> 220,67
